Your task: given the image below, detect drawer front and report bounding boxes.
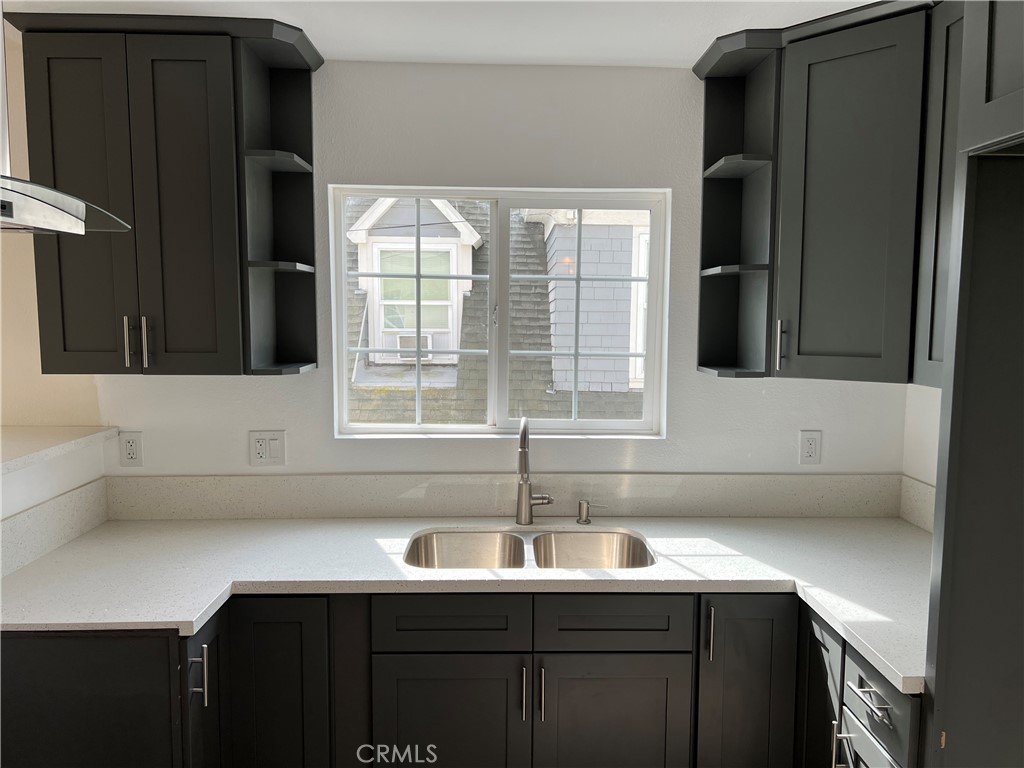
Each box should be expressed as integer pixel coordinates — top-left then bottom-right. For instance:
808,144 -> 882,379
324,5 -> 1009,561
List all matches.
840,706 -> 900,768
372,595 -> 532,652
844,647 -> 920,768
534,595 -> 694,651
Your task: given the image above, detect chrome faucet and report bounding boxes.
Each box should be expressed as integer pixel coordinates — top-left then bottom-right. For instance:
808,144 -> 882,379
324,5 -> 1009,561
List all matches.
515,417 -> 553,525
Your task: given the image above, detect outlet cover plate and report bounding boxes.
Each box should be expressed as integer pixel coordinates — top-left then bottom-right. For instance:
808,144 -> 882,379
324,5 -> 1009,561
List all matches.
119,431 -> 144,467
249,431 -> 286,466
799,430 -> 822,465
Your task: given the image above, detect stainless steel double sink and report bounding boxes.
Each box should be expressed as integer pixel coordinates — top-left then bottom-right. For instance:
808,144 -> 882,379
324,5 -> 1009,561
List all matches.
403,527 -> 656,569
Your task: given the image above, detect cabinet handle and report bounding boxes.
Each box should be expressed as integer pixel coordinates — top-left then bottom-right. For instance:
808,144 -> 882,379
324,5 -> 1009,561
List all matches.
540,667 -> 546,723
775,320 -> 786,371
846,680 -> 893,723
122,316 -> 132,369
708,605 -> 715,662
188,643 -> 209,708
830,720 -> 854,768
521,666 -> 527,722
141,315 -> 150,369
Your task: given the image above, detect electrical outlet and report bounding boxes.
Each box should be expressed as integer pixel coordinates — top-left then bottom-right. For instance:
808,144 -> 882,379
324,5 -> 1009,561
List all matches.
249,431 -> 285,466
119,431 -> 144,467
799,430 -> 822,465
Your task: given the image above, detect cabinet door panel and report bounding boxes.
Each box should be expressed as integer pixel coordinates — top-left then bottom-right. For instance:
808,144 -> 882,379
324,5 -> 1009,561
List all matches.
696,594 -> 798,768
913,2 -> 965,387
533,653 -> 692,768
183,608 -> 230,768
126,34 -> 242,374
0,631 -> 181,768
22,33 -> 140,373
795,605 -> 845,767
958,0 -> 1024,151
775,13 -> 925,382
372,654 -> 532,768
229,597 -> 330,768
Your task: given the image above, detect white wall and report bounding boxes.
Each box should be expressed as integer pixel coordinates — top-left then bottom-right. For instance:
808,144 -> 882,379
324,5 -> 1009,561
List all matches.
1,22 -> 103,426
85,61 -> 909,476
903,384 -> 941,485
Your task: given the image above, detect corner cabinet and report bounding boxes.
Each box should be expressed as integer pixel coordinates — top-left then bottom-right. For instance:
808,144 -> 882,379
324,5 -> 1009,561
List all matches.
773,12 -> 926,382
11,14 -> 323,376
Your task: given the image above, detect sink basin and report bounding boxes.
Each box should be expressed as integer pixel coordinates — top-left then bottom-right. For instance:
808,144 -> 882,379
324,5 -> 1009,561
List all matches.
532,530 -> 656,569
404,530 -> 526,569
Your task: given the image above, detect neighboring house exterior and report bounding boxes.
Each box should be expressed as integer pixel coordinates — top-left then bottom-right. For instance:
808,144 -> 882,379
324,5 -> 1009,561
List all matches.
342,198 -> 644,424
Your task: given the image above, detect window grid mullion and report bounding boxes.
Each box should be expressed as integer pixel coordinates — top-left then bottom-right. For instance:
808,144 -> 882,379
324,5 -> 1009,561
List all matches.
572,208 -> 583,422
414,199 -> 422,426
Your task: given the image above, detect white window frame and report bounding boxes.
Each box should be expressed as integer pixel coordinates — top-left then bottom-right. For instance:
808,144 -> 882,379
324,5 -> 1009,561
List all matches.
330,186 -> 670,437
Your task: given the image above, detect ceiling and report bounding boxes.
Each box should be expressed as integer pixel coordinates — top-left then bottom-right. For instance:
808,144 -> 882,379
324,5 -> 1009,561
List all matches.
3,1 -> 872,68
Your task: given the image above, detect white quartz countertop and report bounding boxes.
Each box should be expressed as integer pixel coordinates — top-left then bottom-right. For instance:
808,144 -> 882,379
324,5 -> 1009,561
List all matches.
0,516 -> 932,693
1,425 -> 118,474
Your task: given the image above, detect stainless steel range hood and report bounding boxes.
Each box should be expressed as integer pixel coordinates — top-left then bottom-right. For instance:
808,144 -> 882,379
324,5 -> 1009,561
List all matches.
1,175 -> 130,234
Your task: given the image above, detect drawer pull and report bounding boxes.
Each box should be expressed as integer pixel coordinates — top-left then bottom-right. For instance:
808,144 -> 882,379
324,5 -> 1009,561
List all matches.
540,667 -> 546,722
846,680 -> 893,725
707,605 -> 716,662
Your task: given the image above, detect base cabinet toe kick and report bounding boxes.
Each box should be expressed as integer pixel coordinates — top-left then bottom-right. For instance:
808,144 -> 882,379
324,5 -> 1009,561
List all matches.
0,592 -> 922,768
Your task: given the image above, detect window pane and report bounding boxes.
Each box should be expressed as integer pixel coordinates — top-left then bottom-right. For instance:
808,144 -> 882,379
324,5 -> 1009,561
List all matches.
381,278 -> 415,300
421,305 -> 450,330
509,279 -> 575,353
383,305 -> 416,330
421,278 -> 451,302
421,250 -> 451,275
579,209 -> 651,278
510,208 -> 578,276
379,250 -> 415,274
578,280 -> 643,358
576,357 -> 644,420
422,352 -> 489,425
508,355 -> 573,420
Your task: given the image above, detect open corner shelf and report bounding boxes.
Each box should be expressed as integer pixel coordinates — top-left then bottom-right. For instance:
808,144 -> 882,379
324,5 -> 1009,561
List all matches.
697,366 -> 767,379
703,154 -> 772,179
252,362 -> 317,376
245,149 -> 313,173
700,264 -> 769,277
249,260 -> 315,274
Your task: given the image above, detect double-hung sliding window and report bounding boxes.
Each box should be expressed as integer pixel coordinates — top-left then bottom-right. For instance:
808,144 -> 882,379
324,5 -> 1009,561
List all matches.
331,187 -> 668,434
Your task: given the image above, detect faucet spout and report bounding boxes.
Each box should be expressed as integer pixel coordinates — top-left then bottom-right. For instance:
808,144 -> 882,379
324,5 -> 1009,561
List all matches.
514,417 -> 553,525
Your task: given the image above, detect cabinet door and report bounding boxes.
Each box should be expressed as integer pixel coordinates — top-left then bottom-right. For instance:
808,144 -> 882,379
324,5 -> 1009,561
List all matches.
229,597 -> 330,768
957,0 -> 1024,152
0,630 -> 181,768
372,654 -> 532,768
183,609 -> 230,768
913,2 -> 965,387
794,605 -> 845,768
126,34 -> 242,374
775,13 -> 925,382
533,653 -> 692,768
696,594 -> 798,768
22,33 -> 141,374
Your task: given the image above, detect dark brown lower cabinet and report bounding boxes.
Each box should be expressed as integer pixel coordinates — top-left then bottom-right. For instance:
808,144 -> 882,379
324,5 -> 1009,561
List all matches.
0,630 -> 182,768
794,605 -> 845,767
372,653 -> 532,768
183,607 -> 231,768
229,597 -> 331,768
695,594 -> 798,767
533,653 -> 692,768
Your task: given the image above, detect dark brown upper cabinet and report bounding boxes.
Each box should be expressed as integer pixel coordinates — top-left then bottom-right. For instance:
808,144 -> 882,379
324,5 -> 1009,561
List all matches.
12,14 -> 322,375
957,0 -> 1024,153
22,33 -> 141,374
774,12 -> 926,383
913,2 -> 965,387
